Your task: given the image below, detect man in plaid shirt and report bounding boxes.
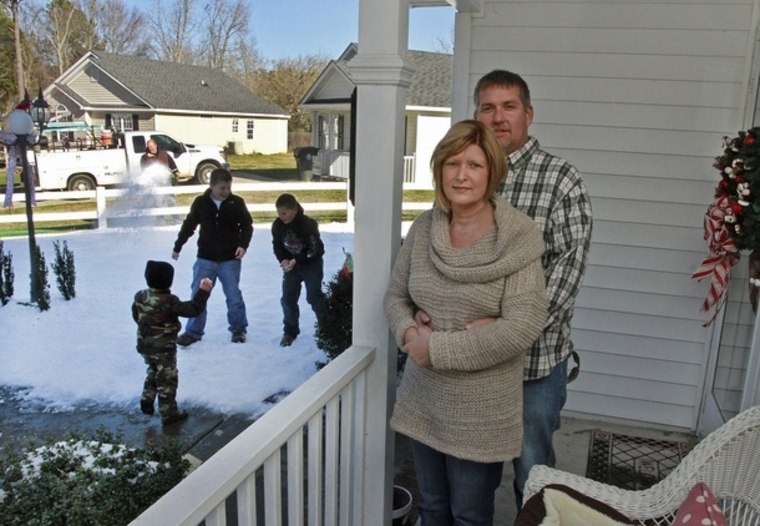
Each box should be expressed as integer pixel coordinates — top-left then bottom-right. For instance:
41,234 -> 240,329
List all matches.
474,70 -> 593,508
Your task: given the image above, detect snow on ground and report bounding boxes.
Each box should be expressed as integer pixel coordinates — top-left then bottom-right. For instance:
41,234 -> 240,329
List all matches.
0,222 -> 354,418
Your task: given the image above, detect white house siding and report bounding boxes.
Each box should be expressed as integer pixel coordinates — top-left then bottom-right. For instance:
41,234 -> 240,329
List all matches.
319,69 -> 354,99
71,66 -> 142,106
153,114 -> 288,154
454,0 -> 759,430
413,113 -> 451,187
251,117 -> 289,154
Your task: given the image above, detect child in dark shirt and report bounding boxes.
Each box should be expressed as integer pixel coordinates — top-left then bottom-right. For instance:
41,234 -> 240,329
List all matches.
172,168 -> 253,345
132,260 -> 213,425
271,193 -> 326,347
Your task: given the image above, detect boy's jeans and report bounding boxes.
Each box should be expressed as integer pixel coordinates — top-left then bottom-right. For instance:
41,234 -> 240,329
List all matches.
281,259 -> 325,337
184,257 -> 247,337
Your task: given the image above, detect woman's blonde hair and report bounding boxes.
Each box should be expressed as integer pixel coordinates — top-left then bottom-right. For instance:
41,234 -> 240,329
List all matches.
430,119 -> 507,213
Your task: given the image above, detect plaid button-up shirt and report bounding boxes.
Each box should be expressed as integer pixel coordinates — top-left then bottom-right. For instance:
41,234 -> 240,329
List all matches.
497,137 -> 593,380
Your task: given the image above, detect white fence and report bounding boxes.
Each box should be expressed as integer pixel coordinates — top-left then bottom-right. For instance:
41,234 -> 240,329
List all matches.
130,344 -> 376,525
312,153 -> 416,183
0,181 -> 432,228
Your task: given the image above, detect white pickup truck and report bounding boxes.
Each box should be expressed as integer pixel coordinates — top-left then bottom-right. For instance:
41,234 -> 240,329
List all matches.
31,130 -> 228,191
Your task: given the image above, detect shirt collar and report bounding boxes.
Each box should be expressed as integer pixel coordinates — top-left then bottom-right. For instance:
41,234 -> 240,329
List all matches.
508,136 -> 539,172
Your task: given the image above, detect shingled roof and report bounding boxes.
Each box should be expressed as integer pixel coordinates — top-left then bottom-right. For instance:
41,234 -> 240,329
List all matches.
405,50 -> 452,108
302,45 -> 451,109
88,52 -> 287,116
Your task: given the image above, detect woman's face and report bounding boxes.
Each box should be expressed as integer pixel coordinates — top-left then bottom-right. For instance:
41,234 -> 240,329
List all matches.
441,143 -> 490,210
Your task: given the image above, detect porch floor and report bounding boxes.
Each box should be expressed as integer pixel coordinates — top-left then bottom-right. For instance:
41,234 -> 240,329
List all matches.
393,414 -> 698,525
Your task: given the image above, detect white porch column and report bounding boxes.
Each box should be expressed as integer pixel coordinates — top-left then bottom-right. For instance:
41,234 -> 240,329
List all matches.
353,0 -> 413,524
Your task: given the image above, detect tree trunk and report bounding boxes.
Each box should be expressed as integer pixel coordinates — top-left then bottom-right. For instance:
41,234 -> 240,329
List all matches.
12,0 -> 24,100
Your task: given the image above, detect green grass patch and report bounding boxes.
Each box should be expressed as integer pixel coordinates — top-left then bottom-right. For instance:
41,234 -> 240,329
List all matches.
227,152 -> 296,170
1,151 -> 433,237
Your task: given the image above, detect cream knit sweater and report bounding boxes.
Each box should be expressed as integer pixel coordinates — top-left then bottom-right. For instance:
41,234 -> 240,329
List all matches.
385,199 -> 547,463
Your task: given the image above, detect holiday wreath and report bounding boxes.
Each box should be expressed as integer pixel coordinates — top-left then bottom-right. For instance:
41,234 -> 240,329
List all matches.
692,128 -> 760,320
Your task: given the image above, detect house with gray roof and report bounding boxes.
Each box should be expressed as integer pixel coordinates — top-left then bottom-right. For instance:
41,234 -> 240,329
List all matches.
44,51 -> 289,154
299,43 -> 451,186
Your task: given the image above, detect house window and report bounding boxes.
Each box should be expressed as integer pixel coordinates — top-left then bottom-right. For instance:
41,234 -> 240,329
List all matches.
54,104 -> 70,121
318,115 -> 327,150
334,115 -> 345,150
110,113 -> 135,132
232,119 -> 239,133
247,120 -> 254,140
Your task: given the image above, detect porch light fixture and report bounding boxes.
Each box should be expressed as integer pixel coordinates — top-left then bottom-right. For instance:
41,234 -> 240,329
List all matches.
5,88 -> 52,305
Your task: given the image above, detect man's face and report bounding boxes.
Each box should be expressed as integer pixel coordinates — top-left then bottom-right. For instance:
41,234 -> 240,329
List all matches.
474,84 -> 533,154
146,140 -> 157,154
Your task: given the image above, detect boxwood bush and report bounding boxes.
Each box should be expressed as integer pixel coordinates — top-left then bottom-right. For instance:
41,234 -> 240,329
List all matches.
0,430 -> 189,526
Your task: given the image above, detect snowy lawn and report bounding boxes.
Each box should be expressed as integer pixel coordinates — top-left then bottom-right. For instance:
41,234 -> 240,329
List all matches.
0,223 -> 354,418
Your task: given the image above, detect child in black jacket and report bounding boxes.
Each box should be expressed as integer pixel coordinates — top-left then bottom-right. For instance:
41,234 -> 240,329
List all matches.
172,168 -> 253,345
271,193 -> 326,346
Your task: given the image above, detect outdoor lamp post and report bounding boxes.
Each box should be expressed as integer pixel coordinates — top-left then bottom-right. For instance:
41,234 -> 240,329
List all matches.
6,89 -> 51,304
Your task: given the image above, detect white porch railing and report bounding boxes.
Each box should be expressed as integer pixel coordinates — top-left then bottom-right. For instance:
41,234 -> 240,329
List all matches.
130,344 -> 376,525
403,155 -> 415,183
0,181 -> 432,228
314,151 -> 351,179
312,152 -> 416,183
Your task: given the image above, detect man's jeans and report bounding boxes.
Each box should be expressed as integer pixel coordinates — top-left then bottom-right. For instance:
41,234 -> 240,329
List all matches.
281,259 -> 325,337
184,258 -> 247,337
412,440 -> 503,526
512,357 -> 569,509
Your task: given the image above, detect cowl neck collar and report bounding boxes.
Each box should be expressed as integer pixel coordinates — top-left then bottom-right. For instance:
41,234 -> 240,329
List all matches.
428,199 -> 543,284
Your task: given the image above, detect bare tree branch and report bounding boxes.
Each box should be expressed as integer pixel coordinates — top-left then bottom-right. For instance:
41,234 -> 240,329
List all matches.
148,0 -> 197,63
199,0 -> 249,70
248,55 -> 329,131
78,0 -> 150,56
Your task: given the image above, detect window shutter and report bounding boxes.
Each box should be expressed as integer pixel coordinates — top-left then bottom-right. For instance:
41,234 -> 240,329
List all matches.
132,115 -> 139,131
105,114 -> 112,128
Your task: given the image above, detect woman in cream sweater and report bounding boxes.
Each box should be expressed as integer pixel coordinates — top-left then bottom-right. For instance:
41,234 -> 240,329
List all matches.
384,120 -> 547,525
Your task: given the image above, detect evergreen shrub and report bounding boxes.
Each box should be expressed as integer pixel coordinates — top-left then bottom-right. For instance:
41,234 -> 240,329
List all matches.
52,240 -> 76,300
315,251 -> 353,369
0,241 -> 13,305
0,430 -> 189,526
313,251 -> 407,373
32,245 -> 50,311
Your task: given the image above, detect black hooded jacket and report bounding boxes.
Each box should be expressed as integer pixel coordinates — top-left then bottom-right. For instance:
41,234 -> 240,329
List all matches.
271,204 -> 324,265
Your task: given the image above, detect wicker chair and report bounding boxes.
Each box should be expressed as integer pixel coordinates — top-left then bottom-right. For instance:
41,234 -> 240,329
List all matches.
523,405 -> 760,525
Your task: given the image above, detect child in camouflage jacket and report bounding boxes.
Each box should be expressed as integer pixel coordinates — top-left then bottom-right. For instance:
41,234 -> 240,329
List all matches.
132,260 -> 213,425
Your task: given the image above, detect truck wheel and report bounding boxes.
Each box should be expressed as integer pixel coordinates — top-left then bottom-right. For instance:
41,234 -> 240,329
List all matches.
68,174 -> 96,191
195,163 -> 217,185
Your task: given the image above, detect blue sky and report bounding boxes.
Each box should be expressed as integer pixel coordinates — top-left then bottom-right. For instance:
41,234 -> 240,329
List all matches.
123,1 -> 455,61
250,2 -> 455,60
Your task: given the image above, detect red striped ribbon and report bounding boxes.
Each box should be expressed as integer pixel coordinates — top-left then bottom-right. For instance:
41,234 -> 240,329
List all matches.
692,196 -> 739,316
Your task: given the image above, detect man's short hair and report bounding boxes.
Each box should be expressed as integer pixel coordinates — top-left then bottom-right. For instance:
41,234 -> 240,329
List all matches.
210,168 -> 232,185
473,70 -> 532,109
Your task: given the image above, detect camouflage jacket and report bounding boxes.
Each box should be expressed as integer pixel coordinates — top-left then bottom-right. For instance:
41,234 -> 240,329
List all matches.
132,288 -> 210,354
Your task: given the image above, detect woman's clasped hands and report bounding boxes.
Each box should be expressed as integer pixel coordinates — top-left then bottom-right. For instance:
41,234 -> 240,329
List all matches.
402,324 -> 433,368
